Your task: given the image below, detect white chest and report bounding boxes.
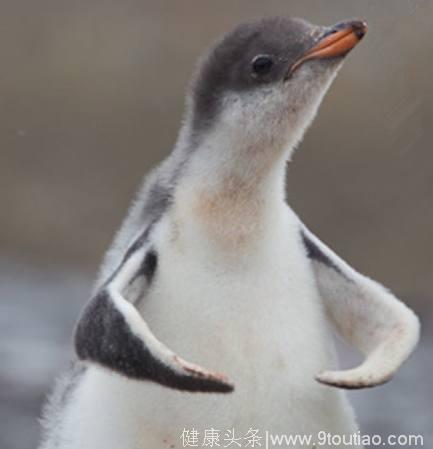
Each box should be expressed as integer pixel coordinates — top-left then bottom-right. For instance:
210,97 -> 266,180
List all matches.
61,206 -> 358,449
144,206 -> 329,380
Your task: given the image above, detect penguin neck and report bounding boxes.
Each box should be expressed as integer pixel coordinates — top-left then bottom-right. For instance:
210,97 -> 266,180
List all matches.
172,124 -> 291,252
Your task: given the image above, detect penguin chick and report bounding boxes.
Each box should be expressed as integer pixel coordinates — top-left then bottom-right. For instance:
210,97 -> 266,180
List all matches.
40,17 -> 420,449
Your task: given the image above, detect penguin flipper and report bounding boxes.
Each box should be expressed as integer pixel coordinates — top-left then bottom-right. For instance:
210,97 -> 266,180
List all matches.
74,230 -> 233,393
301,226 -> 420,389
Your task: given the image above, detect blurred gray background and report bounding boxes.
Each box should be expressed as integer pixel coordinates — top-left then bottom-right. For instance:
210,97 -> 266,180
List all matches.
1,1 -> 432,448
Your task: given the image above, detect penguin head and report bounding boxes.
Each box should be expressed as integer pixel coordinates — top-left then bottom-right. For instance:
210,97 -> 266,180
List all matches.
188,17 -> 366,153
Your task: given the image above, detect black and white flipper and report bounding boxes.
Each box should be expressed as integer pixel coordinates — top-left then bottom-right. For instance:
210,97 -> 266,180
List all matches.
301,226 -> 420,389
74,228 -> 233,393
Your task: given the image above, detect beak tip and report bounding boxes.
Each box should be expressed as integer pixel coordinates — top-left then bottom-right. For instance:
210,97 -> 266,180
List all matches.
352,20 -> 368,40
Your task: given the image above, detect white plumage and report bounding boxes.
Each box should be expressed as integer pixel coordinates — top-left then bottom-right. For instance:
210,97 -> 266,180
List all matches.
40,16 -> 419,449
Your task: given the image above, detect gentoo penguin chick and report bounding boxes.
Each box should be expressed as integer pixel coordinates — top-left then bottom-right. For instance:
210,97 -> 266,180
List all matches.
40,17 -> 420,449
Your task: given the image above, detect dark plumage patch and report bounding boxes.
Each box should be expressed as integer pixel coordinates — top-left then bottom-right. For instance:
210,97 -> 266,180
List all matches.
123,223 -> 155,263
74,291 -> 232,393
139,250 -> 158,281
104,221 -> 157,287
301,230 -> 343,275
141,182 -> 173,223
128,249 -> 158,287
190,17 -> 320,132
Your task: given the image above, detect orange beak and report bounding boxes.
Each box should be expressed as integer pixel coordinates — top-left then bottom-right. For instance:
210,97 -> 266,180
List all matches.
289,20 -> 367,76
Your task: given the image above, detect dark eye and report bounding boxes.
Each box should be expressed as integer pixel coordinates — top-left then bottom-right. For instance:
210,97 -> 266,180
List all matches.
251,55 -> 275,77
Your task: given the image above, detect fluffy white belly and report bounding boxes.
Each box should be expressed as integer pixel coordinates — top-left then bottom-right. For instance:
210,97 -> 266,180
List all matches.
63,213 -> 359,448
